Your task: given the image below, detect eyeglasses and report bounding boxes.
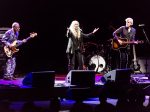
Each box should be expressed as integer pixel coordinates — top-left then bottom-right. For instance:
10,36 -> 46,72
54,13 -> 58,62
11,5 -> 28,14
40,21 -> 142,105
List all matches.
127,21 -> 132,23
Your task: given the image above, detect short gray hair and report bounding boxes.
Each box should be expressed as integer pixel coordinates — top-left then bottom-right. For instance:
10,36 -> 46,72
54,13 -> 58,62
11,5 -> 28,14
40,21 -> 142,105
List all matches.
12,22 -> 19,28
125,17 -> 133,25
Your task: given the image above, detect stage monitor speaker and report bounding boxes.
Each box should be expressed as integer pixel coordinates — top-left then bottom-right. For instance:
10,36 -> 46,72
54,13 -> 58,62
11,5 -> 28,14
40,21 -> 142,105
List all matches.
22,71 -> 55,88
103,68 -> 133,84
66,70 -> 96,87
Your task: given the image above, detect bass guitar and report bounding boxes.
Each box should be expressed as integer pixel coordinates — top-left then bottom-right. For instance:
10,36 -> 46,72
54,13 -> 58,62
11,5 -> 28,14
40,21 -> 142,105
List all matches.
112,37 -> 144,50
4,32 -> 37,57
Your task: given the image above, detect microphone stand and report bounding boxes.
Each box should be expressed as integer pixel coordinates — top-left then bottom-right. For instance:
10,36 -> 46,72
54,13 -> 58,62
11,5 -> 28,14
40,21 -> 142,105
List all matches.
96,45 -> 100,73
141,26 -> 150,74
141,27 -> 150,44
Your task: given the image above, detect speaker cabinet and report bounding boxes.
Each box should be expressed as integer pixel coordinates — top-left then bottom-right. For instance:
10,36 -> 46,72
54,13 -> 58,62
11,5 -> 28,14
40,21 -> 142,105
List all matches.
66,70 -> 96,87
22,71 -> 55,88
104,68 -> 133,84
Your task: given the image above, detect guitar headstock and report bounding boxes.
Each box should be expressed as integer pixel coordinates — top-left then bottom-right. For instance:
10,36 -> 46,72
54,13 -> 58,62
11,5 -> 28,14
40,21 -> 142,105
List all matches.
138,40 -> 144,44
30,32 -> 38,38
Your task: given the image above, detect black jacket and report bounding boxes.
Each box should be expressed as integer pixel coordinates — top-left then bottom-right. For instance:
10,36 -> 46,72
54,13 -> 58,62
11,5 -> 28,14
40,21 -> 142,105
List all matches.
66,30 -> 94,54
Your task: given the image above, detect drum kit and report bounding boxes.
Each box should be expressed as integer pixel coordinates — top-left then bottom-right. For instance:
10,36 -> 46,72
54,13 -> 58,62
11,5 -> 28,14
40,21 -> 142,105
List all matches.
83,42 -> 111,73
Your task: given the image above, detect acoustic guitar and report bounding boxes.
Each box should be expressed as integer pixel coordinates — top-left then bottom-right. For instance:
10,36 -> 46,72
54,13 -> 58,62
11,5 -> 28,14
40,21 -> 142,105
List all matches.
112,37 -> 144,50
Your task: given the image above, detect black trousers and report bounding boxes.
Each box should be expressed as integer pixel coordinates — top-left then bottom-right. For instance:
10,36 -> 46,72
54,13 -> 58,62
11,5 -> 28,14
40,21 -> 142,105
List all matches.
119,49 -> 128,69
67,50 -> 84,71
111,49 -> 131,69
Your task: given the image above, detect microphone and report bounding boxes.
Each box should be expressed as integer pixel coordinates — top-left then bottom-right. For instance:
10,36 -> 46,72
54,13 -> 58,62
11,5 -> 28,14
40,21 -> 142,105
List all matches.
138,24 -> 145,27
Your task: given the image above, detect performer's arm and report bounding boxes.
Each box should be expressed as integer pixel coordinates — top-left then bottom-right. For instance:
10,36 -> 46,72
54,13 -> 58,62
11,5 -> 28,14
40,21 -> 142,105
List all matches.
66,28 -> 71,38
16,39 -> 26,46
113,26 -> 123,39
82,28 -> 99,37
1,32 -> 11,47
113,26 -> 124,44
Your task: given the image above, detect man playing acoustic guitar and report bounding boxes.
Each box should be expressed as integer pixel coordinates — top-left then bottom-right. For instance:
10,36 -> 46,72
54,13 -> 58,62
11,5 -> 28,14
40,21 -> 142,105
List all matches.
1,22 -> 37,80
112,17 -> 138,69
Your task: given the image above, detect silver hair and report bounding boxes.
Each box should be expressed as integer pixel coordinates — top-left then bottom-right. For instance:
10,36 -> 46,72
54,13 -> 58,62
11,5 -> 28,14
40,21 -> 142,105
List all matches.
125,17 -> 133,25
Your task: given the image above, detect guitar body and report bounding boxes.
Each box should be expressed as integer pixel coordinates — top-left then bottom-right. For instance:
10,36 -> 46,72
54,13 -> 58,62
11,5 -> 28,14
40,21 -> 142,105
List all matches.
133,63 -> 141,71
112,38 -> 128,50
4,41 -> 19,58
131,45 -> 141,71
130,60 -> 141,71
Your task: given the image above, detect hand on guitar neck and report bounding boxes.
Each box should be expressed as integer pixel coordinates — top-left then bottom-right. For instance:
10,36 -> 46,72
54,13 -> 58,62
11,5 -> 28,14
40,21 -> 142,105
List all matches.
22,39 -> 27,43
117,37 -> 143,45
118,39 -> 123,45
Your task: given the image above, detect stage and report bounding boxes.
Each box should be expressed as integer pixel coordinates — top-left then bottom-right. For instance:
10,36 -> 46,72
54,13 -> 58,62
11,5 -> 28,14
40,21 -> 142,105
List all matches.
0,73 -> 103,101
0,72 -> 150,101
0,72 -> 150,112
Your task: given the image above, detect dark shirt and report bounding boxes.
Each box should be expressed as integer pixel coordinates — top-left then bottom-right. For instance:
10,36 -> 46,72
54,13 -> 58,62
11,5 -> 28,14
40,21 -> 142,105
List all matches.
113,26 -> 136,51
66,30 -> 94,54
113,26 -> 136,40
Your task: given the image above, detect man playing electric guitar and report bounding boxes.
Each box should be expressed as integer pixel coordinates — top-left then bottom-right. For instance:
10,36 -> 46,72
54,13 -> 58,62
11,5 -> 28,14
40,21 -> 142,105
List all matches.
4,32 -> 37,58
1,22 -> 37,80
112,17 -> 137,69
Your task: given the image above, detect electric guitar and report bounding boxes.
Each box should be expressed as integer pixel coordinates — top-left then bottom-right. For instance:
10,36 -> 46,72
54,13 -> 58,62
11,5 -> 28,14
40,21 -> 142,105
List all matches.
112,37 -> 144,50
4,32 -> 37,57
130,45 -> 140,71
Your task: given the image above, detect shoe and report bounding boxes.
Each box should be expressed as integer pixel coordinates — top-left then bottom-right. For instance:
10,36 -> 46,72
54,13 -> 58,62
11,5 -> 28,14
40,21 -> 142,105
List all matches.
3,77 -> 12,80
12,77 -> 17,80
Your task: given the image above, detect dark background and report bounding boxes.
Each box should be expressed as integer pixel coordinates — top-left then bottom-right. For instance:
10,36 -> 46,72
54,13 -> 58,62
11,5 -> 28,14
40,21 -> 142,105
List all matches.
0,0 -> 150,74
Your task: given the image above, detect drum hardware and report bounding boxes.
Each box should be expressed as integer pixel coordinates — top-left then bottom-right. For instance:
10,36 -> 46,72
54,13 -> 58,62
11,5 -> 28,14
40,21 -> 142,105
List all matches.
89,55 -> 106,73
83,42 -> 111,73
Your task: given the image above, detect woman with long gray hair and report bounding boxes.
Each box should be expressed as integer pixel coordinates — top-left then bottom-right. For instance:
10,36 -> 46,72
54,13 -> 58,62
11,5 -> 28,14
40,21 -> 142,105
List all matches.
66,20 -> 99,71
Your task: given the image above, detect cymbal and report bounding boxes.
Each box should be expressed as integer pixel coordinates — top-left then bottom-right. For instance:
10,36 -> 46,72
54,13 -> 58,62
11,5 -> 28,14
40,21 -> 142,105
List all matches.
107,38 -> 113,42
84,42 -> 98,46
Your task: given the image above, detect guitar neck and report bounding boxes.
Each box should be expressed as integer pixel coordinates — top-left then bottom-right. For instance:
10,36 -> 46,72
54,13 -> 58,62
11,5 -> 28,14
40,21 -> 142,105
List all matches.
16,36 -> 32,47
25,36 -> 32,42
123,41 -> 134,44
122,40 -> 143,44
133,45 -> 137,61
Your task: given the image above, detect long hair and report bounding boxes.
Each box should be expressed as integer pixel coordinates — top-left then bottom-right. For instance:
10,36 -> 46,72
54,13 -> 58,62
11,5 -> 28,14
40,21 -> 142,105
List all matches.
69,20 -> 81,39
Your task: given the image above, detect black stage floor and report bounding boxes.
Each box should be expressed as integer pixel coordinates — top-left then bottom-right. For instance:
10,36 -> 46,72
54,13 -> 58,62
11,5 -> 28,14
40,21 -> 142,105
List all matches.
0,73 -> 150,100
0,73 -> 150,112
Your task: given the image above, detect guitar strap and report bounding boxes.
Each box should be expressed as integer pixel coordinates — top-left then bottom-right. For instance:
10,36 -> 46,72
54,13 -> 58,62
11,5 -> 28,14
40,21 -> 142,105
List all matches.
126,35 -> 132,53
